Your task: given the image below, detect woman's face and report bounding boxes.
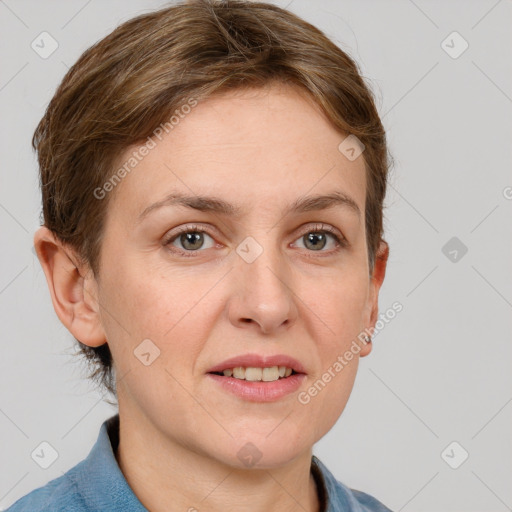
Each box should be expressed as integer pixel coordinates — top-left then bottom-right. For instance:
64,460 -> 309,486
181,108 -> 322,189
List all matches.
92,83 -> 387,468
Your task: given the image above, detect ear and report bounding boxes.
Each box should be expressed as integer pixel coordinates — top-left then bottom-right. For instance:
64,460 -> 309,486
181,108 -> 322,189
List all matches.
360,240 -> 389,357
33,226 -> 106,348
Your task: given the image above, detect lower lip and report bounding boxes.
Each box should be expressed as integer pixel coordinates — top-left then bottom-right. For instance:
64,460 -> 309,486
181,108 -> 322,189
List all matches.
206,373 -> 306,402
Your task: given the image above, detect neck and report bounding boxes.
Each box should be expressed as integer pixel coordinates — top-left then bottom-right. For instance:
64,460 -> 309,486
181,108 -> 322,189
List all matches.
115,403 -> 320,512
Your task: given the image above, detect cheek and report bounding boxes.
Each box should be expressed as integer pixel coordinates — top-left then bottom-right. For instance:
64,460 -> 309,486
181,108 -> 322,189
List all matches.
303,352 -> 360,442
297,268 -> 367,436
309,267 -> 369,344
99,263 -> 212,412
101,256 -> 191,333
99,258 -> 220,371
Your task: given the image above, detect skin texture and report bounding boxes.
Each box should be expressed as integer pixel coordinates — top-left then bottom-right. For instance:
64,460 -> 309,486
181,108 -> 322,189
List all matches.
34,83 -> 388,512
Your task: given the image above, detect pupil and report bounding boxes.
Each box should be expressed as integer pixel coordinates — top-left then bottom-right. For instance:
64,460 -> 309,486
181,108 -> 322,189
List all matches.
182,232 -> 203,250
305,232 -> 326,250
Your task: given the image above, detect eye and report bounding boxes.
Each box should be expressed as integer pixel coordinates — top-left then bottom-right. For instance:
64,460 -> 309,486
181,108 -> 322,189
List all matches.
291,223 -> 346,253
163,222 -> 347,258
163,224 -> 216,256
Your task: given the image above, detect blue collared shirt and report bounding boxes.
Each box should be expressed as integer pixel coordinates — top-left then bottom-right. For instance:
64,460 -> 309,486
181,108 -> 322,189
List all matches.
6,414 -> 392,511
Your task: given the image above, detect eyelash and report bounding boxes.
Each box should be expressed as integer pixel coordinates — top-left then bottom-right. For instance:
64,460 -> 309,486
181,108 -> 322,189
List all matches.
162,223 -> 347,258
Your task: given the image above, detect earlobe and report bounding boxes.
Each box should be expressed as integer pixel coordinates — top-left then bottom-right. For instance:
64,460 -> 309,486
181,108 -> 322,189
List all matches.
33,227 -> 106,348
358,334 -> 373,358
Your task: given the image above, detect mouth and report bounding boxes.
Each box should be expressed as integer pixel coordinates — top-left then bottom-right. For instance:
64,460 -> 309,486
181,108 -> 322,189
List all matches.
208,366 -> 299,382
205,354 -> 307,402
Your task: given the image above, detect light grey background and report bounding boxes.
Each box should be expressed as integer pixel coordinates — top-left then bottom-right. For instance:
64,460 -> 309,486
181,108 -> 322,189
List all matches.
1,0 -> 511,510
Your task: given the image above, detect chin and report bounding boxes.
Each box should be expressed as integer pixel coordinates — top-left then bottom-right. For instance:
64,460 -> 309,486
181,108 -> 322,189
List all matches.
211,431 -> 311,470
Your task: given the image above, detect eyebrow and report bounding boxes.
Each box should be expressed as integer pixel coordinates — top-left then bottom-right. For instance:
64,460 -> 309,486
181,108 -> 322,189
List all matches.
136,190 -> 361,224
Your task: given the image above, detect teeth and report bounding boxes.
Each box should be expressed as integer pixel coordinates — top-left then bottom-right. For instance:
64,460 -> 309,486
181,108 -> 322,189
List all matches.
233,367 -> 245,379
221,366 -> 294,381
245,367 -> 263,381
262,366 -> 279,381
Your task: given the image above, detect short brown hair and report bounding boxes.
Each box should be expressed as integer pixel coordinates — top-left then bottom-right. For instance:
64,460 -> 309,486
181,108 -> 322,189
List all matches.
33,0 -> 392,397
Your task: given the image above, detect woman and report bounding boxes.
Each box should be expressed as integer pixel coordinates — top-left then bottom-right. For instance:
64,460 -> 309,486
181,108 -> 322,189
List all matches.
7,0 -> 392,510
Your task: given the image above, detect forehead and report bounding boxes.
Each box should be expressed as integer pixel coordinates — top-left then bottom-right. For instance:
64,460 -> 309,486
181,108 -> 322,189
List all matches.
108,84 -> 367,222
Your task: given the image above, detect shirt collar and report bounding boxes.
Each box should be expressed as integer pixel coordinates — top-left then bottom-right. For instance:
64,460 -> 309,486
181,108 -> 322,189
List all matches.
66,414 -> 147,511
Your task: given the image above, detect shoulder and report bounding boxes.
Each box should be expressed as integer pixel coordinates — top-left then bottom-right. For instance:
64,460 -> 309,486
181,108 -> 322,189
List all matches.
328,480 -> 393,512
312,456 -> 393,512
4,469 -> 87,512
5,413 -> 146,512
347,488 -> 394,512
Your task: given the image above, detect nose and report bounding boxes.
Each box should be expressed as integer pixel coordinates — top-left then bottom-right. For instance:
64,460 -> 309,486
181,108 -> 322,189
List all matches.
227,238 -> 299,335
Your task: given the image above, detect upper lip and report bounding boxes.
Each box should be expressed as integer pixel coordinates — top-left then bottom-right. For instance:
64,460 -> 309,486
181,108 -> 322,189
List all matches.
207,353 -> 307,374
